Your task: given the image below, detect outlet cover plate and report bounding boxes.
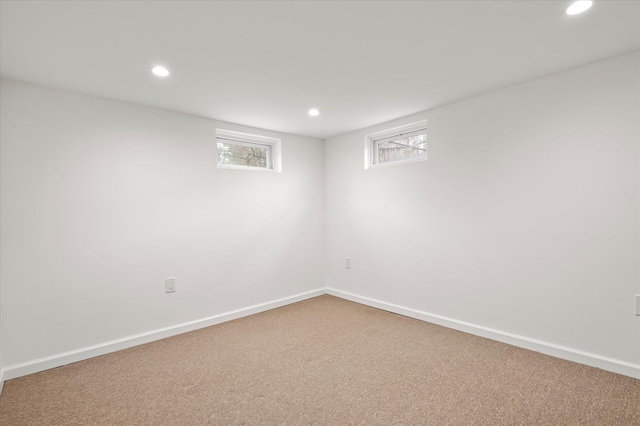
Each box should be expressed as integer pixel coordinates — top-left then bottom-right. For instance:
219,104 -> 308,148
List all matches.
166,277 -> 176,293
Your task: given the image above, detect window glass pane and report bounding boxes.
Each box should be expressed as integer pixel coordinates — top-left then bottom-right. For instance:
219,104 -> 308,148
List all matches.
217,140 -> 270,168
376,133 -> 426,164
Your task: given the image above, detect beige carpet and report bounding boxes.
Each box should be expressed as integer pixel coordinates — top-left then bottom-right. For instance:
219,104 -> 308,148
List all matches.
0,295 -> 638,425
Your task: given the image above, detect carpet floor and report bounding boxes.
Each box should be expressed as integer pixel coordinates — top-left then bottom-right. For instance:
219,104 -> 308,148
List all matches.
0,295 -> 638,425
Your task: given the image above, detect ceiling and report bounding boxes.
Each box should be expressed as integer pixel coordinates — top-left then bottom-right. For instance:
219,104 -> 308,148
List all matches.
1,1 -> 639,139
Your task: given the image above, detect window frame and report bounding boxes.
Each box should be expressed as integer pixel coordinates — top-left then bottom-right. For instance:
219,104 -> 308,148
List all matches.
364,119 -> 428,169
216,128 -> 282,173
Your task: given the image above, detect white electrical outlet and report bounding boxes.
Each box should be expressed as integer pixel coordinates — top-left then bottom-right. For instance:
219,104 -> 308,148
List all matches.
165,277 -> 176,293
346,257 -> 351,269
636,295 -> 640,316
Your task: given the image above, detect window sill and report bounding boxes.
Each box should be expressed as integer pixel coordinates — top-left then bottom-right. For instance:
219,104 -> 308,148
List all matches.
367,155 -> 428,170
216,164 -> 280,173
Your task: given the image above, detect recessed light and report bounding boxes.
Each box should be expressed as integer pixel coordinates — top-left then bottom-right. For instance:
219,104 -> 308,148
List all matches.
151,66 -> 170,77
308,108 -> 320,117
565,1 -> 593,15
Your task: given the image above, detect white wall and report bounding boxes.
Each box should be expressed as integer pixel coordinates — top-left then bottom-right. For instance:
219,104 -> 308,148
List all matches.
0,80 -> 325,368
1,51 -> 638,379
0,264 -> 3,389
324,52 -> 640,365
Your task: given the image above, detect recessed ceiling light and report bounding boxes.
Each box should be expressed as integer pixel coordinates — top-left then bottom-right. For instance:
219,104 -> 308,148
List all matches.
151,66 -> 170,77
565,1 -> 593,15
308,108 -> 320,117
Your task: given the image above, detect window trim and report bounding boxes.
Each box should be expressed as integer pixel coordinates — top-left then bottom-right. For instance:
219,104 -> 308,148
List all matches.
364,119 -> 428,169
216,128 -> 282,173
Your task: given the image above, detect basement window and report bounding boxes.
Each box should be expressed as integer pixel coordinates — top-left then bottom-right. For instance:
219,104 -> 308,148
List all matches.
216,129 -> 282,172
364,120 -> 428,169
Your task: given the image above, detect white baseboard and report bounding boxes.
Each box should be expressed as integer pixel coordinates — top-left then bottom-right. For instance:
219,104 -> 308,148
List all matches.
326,288 -> 640,379
1,286 -> 637,396
1,288 -> 325,386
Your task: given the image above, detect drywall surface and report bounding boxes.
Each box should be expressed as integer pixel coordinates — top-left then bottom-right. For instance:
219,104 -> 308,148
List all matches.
0,80 -> 325,367
324,51 -> 640,365
0,271 -> 3,389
